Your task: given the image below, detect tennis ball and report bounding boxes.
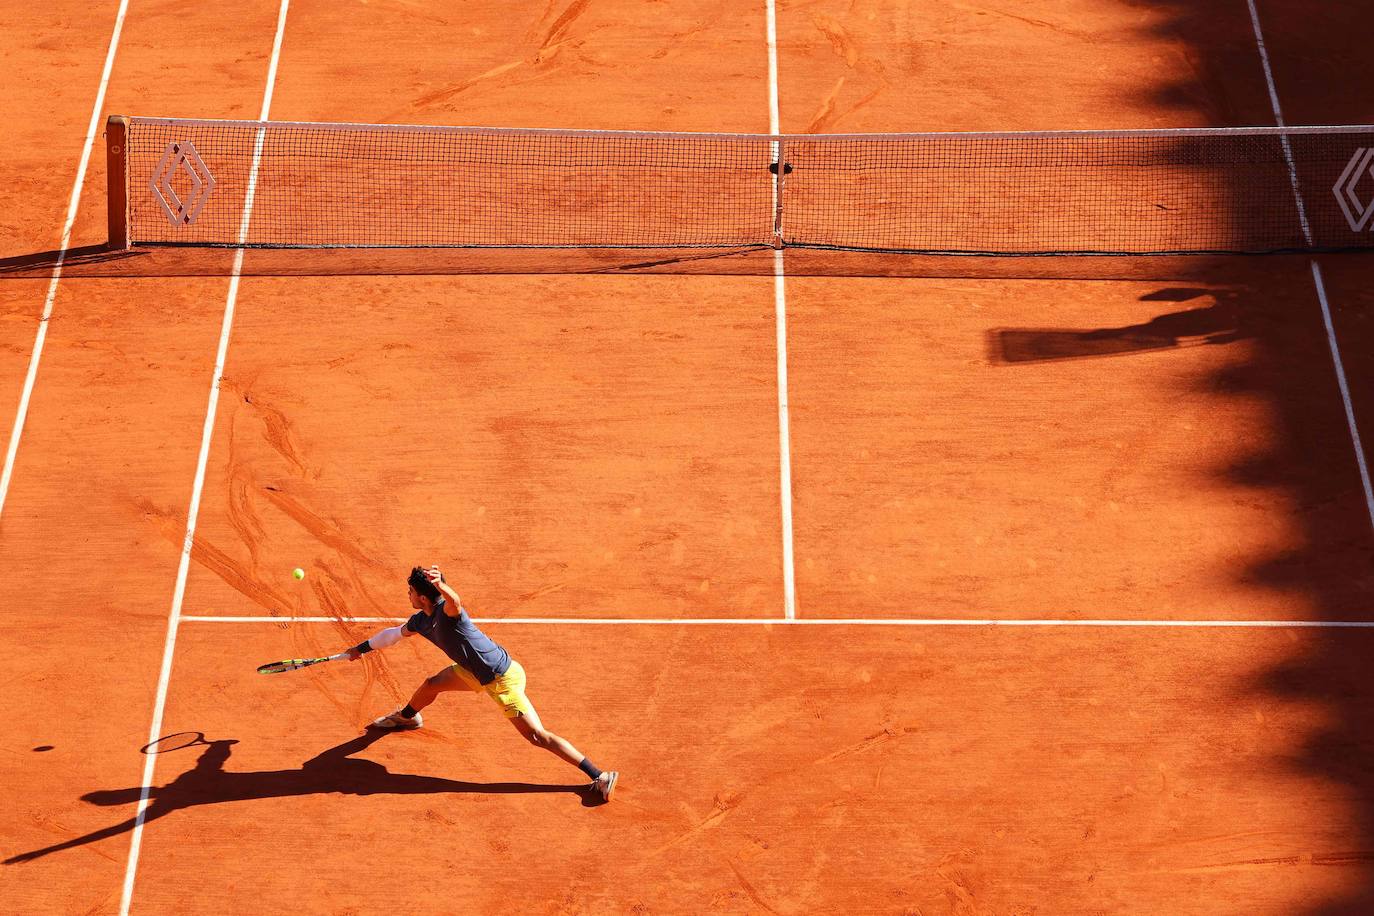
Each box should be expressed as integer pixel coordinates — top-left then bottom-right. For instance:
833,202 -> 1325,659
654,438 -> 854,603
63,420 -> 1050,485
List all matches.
292,567 -> 305,580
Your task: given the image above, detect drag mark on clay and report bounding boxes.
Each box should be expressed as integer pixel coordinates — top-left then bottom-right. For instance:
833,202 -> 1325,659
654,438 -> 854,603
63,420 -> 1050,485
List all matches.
258,486 -> 389,572
638,627 -> 689,724
815,725 -> 920,765
540,0 -> 594,50
77,892 -> 121,916
936,852 -> 981,916
29,811 -> 118,864
224,381 -> 312,479
251,398 -> 311,479
136,497 -> 295,613
411,0 -> 593,112
723,859 -> 781,915
651,794 -> 740,856
802,10 -> 891,132
807,76 -> 887,133
276,614 -> 389,729
948,2 -> 1097,41
308,566 -> 408,703
648,21 -> 711,60
411,59 -> 529,109
366,0 -> 450,26
1156,851 -> 1374,872
425,808 -> 458,827
190,536 -> 295,613
650,724 -> 921,860
223,411 -> 266,570
811,13 -> 860,68
518,579 -> 576,602
516,550 -> 627,603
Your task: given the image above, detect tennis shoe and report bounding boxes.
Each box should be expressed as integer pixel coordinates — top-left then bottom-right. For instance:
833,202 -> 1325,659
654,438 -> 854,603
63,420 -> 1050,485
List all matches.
591,770 -> 618,802
372,709 -> 422,730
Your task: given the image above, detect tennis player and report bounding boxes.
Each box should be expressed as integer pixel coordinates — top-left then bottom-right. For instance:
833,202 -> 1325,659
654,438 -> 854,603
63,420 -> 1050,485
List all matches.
344,565 -> 617,802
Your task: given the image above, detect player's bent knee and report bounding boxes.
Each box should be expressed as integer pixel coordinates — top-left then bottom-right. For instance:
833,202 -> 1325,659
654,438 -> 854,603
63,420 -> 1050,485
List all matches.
426,670 -> 460,692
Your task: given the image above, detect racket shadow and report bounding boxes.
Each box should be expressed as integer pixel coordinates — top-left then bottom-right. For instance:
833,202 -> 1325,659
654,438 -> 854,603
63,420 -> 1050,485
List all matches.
4,728 -> 593,865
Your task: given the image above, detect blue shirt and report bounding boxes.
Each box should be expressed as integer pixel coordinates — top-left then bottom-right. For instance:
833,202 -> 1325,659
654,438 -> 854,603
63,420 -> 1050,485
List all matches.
406,598 -> 511,685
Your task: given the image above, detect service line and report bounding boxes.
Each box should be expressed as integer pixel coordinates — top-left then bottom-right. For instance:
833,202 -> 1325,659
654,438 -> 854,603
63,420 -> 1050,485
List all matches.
765,0 -> 796,619
181,615 -> 1374,628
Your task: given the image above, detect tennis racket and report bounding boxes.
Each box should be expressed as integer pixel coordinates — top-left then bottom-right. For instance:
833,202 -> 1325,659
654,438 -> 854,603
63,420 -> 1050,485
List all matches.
257,652 -> 348,674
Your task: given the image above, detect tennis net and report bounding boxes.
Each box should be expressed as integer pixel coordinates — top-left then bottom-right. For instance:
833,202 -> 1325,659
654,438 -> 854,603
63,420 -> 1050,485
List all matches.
107,116 -> 1374,256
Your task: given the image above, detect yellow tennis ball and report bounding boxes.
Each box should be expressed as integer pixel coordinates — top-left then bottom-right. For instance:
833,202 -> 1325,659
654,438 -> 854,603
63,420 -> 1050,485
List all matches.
292,567 -> 305,580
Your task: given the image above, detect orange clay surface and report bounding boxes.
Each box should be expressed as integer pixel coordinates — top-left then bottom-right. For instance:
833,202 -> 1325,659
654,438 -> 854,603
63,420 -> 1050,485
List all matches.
2,1 -> 1374,914
10,623 -> 1374,915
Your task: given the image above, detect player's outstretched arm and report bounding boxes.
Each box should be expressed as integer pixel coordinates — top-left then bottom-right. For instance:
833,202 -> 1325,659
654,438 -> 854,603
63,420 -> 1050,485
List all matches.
344,624 -> 410,660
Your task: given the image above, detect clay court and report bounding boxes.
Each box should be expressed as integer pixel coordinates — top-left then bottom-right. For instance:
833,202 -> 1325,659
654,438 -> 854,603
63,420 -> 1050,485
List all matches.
3,1 -> 1374,913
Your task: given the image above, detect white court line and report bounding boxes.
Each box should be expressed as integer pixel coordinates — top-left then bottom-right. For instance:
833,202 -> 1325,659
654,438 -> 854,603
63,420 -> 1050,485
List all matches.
0,0 -> 131,520
181,615 -> 1374,628
1311,262 -> 1374,526
1245,0 -> 1312,245
765,0 -> 781,137
765,0 -> 796,620
1246,1 -> 1374,534
119,3 -> 292,913
773,253 -> 795,620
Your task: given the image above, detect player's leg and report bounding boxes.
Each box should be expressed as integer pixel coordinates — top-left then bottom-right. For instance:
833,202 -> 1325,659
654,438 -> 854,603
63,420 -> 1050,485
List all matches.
507,711 -> 616,800
372,665 -> 474,729
508,707 -> 586,768
493,661 -> 617,801
406,664 -> 474,714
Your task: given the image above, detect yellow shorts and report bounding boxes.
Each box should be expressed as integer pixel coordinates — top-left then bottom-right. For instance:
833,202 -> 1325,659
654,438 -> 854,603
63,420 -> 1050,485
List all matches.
450,658 -> 536,720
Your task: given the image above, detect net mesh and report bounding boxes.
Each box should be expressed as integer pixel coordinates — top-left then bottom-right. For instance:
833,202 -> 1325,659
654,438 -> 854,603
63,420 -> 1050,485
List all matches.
119,117 -> 1374,255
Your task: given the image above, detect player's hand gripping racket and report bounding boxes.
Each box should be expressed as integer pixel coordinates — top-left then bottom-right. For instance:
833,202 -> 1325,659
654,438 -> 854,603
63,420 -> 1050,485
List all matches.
257,652 -> 348,674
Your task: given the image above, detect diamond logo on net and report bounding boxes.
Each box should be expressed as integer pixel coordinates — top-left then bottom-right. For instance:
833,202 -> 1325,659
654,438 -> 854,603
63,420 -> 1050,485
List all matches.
1334,147 -> 1374,233
149,139 -> 217,227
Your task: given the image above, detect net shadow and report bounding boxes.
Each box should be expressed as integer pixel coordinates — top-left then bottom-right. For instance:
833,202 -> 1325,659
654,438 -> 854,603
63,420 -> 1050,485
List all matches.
3,243 -> 1370,282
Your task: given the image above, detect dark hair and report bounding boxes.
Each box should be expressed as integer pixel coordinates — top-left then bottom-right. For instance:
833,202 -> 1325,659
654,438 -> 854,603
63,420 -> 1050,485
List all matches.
408,566 -> 442,602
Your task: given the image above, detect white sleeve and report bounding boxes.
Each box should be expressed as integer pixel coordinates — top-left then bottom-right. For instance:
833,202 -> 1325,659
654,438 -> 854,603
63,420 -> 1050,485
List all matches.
368,625 -> 406,650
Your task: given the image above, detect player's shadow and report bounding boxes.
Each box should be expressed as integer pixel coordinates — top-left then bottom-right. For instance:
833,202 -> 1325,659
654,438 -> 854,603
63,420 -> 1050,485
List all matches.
4,728 -> 596,865
987,287 -> 1247,365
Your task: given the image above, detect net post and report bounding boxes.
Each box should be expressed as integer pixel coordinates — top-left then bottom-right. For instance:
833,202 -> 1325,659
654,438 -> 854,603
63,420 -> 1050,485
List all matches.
105,115 -> 130,250
771,137 -> 787,249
